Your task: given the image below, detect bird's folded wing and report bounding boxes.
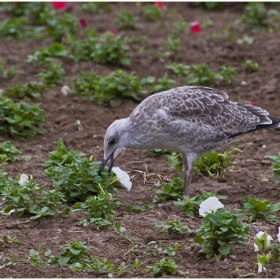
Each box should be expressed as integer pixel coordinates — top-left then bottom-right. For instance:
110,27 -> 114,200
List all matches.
154,86 -> 270,136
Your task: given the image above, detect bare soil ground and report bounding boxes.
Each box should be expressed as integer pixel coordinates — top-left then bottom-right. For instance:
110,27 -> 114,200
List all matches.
0,2 -> 280,278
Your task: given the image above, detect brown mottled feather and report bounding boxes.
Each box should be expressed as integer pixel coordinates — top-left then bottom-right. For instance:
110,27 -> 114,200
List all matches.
136,86 -> 275,137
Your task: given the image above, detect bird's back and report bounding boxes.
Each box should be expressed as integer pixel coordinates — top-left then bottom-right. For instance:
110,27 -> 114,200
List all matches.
131,86 -> 279,137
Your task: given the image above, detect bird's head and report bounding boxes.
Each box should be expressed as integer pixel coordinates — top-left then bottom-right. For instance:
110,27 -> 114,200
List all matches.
98,118 -> 129,175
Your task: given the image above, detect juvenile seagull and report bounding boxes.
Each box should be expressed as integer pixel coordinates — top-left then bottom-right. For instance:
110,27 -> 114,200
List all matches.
99,86 -> 280,197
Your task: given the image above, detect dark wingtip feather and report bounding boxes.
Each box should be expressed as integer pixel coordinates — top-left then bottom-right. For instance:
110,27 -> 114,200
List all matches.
228,116 -> 280,138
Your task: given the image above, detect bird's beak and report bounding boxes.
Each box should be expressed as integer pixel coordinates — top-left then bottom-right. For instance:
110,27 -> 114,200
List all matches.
98,153 -> 115,175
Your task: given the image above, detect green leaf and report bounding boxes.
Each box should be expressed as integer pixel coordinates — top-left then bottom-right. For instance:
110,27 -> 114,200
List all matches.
195,234 -> 204,244
218,243 -> 231,255
58,256 -> 71,266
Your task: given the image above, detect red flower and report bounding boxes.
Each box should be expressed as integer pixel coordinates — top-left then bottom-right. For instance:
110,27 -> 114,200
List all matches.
111,30 -> 116,37
52,2 -> 67,10
154,2 -> 164,11
190,20 -> 201,33
79,19 -> 87,27
251,101 -> 256,106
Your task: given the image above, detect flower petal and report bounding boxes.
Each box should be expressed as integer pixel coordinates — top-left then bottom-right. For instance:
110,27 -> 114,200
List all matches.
52,2 -> 66,10
18,173 -> 29,187
254,243 -> 259,252
258,262 -> 262,274
112,167 -> 132,191
191,20 -> 201,33
199,197 -> 224,217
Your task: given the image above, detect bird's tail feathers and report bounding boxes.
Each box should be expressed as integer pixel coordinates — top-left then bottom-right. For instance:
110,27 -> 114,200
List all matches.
228,115 -> 280,138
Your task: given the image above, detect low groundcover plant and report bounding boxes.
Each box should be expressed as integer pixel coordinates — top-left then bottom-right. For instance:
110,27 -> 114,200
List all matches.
196,197 -> 249,258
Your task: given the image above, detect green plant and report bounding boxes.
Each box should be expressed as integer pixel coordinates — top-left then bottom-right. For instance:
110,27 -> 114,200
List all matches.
254,231 -> 273,275
91,34 -> 130,66
155,220 -> 190,236
37,62 -> 65,86
148,148 -> 171,154
201,19 -> 214,28
27,240 -> 94,267
142,4 -> 162,21
67,36 -> 98,63
193,148 -> 242,178
27,241 -> 127,277
195,208 -> 249,259
42,138 -> 85,168
3,81 -> 47,99
150,74 -> 175,94
27,42 -> 69,66
125,203 -> 156,213
145,241 -> 181,258
240,196 -> 280,224
0,4 -> 71,41
42,138 -> 116,201
72,258 -> 128,277
0,17 -> 27,39
116,11 -> 139,30
1,235 -> 21,244
219,66 -> 237,84
72,70 -> 154,106
167,152 -> 183,175
155,177 -> 184,202
269,152 -> 280,183
3,2 -> 37,16
51,240 -> 95,267
244,60 -> 259,72
194,2 -> 224,10
3,2 -> 48,23
175,191 -> 227,217
0,174 -> 67,220
166,148 -> 241,180
0,97 -> 46,138
239,2 -> 280,32
170,18 -> 189,38
39,8 -> 79,42
0,142 -> 20,163
237,34 -> 254,44
271,243 -> 280,263
147,259 -> 185,277
0,58 -> 18,78
167,62 -> 189,77
164,36 -> 181,56
186,63 -> 218,85
0,253 -> 15,269
73,185 -> 121,229
80,2 -> 112,13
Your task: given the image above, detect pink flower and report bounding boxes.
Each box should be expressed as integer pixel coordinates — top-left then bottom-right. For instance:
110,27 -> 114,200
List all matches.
154,2 -> 164,11
52,2 -> 67,10
191,20 -> 201,33
79,19 -> 87,27
251,101 -> 256,106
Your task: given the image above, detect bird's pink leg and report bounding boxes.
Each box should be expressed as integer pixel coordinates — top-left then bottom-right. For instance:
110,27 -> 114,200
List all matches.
182,153 -> 193,197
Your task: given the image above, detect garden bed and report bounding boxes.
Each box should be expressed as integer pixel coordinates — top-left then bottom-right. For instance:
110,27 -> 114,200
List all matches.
0,2 -> 280,278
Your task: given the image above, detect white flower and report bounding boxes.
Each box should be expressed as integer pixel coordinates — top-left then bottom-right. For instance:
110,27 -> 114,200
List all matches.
61,85 -> 70,96
8,209 -> 15,215
199,197 -> 224,217
257,262 -> 267,274
254,231 -> 273,252
112,167 -> 132,191
277,226 -> 280,243
18,173 -> 29,187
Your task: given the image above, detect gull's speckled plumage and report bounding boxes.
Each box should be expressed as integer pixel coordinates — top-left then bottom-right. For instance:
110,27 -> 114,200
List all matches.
99,86 -> 280,196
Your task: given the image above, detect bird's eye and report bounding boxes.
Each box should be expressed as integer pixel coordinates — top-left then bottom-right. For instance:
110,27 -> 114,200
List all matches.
109,138 -> 115,145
